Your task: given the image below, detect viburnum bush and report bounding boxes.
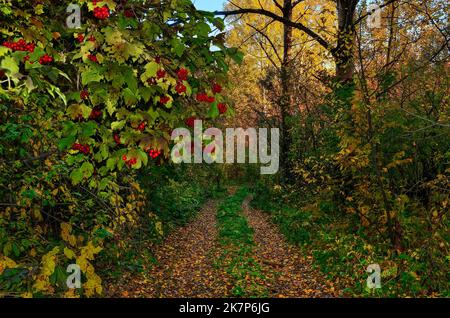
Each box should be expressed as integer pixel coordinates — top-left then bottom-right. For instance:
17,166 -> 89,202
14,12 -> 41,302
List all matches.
0,0 -> 241,297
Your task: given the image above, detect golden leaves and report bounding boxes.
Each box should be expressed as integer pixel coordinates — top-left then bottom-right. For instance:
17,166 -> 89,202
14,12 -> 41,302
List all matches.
0,255 -> 18,275
61,222 -> 77,247
33,247 -> 59,293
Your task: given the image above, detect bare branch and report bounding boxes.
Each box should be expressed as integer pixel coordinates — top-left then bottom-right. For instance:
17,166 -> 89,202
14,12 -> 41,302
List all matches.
214,8 -> 333,55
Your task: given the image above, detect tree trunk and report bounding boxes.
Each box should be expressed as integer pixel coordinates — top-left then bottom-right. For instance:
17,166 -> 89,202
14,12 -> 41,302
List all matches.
279,0 -> 294,183
335,0 -> 358,83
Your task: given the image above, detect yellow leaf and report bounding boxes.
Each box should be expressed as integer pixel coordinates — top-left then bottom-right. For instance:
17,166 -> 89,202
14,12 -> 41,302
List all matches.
64,247 -> 76,260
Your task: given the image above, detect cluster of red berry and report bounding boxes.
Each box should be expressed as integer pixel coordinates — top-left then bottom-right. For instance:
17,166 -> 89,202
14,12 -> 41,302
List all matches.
89,107 -> 102,120
147,148 -> 162,159
137,122 -> 146,132
2,39 -> 35,52
93,6 -> 110,20
196,92 -> 215,103
87,54 -> 98,63
39,54 -> 53,65
218,103 -> 227,114
80,90 -> 89,100
212,83 -> 222,94
177,68 -> 189,81
122,155 -> 137,166
124,9 -> 134,18
114,133 -> 121,145
175,82 -> 186,94
185,117 -> 196,128
72,143 -> 90,154
160,95 -> 170,105
76,34 -> 85,43
156,69 -> 166,79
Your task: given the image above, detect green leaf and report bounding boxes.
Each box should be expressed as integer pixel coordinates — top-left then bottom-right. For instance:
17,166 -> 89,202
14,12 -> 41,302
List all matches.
106,158 -> 116,171
1,56 -> 19,74
140,62 -> 159,82
208,101 -> 220,119
111,120 -> 126,130
196,22 -> 211,37
80,121 -> 98,138
58,135 -> 76,151
70,168 -> 83,185
123,88 -> 139,106
80,162 -> 94,179
81,69 -> 103,85
170,38 -> 185,57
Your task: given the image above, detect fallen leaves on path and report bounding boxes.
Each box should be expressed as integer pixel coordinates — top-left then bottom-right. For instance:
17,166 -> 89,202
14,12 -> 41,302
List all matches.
241,197 -> 339,298
107,200 -> 230,298
107,195 -> 339,298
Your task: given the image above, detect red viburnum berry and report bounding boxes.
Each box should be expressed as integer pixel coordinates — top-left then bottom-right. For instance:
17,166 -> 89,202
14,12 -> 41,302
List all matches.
89,35 -> 96,42
89,108 -> 102,120
39,54 -> 53,65
126,158 -> 137,166
77,34 -> 85,43
87,54 -> 98,63
26,43 -> 35,53
72,143 -> 90,155
137,122 -> 146,132
124,9 -> 134,18
94,6 -> 110,20
147,148 -> 161,159
122,155 -> 128,161
3,40 -> 35,53
160,95 -> 170,105
156,69 -> 166,79
80,90 -> 89,100
196,92 -> 208,102
175,82 -> 186,94
218,103 -> 228,114
212,83 -> 222,94
177,68 -> 189,81
92,0 -> 99,5
207,96 -> 215,103
114,134 -> 121,145
185,117 -> 196,128
23,55 -> 30,62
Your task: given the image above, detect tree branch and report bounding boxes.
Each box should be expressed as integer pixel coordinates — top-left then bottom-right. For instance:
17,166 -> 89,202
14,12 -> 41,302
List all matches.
353,0 -> 402,26
247,22 -> 283,65
215,8 -> 333,55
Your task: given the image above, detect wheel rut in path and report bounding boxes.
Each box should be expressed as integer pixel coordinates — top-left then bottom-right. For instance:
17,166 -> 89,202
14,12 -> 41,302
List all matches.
111,200 -> 229,298
241,197 -> 338,298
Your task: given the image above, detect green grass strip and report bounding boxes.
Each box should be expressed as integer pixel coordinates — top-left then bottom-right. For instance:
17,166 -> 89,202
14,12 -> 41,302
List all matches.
215,187 -> 268,297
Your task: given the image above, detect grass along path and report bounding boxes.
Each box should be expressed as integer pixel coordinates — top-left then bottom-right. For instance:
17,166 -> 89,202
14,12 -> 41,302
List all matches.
215,187 -> 268,297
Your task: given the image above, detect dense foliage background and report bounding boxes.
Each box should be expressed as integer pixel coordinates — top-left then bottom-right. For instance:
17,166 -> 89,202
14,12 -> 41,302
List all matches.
0,0 -> 448,298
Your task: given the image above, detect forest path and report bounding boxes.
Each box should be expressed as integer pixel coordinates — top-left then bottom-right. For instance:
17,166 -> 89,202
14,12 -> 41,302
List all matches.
123,199 -> 229,297
110,191 -> 337,298
241,198 -> 338,297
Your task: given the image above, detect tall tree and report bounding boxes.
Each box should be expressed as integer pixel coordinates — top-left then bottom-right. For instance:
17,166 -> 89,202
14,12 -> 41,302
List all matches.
216,0 -> 401,83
